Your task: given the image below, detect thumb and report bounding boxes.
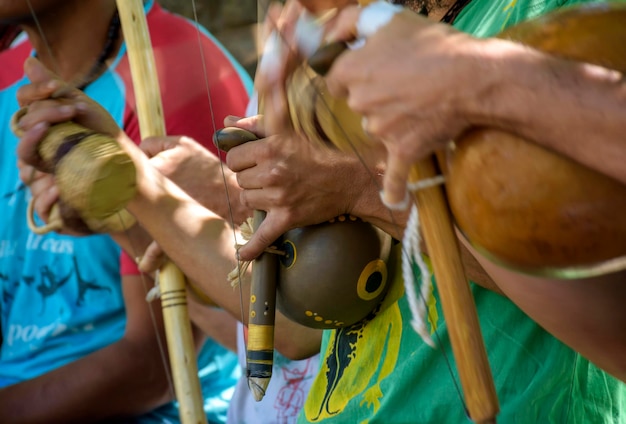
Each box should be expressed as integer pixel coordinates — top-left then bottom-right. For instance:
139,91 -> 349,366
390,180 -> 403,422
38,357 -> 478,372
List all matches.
139,136 -> 180,158
23,56 -> 58,84
138,241 -> 167,274
237,215 -> 284,262
228,115 -> 266,138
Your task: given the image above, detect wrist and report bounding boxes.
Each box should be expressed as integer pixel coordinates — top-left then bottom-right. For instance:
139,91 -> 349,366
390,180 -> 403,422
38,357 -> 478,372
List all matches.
347,161 -> 407,240
458,37 -> 530,129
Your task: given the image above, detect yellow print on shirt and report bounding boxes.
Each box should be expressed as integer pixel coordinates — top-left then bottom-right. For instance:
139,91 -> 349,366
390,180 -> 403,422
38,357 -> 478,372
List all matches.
303,252 -> 438,423
502,0 -> 519,29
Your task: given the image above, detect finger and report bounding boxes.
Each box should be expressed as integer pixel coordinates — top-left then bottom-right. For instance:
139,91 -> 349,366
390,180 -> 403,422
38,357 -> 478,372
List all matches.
26,170 -> 60,224
235,166 -> 265,191
20,57 -> 83,103
32,183 -> 60,223
264,85 -> 292,136
235,166 -> 264,190
262,2 -> 283,43
24,56 -> 59,84
149,137 -> 203,175
18,57 -> 65,105
228,115 -> 266,138
17,101 -> 79,132
238,188 -> 286,217
140,135 -> 181,158
237,214 -> 287,261
225,140 -> 260,173
254,0 -> 282,83
16,121 -> 50,169
257,3 -> 308,95
327,2 -> 405,43
276,0 -> 309,56
18,162 -> 37,185
16,80 -> 63,107
382,151 -> 412,210
223,115 -> 242,127
29,172 -> 56,199
138,241 -> 167,274
324,37 -> 364,99
276,0 -> 303,35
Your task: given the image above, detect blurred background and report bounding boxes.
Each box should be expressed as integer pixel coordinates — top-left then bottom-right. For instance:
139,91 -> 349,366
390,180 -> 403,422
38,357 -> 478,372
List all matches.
159,0 -> 263,77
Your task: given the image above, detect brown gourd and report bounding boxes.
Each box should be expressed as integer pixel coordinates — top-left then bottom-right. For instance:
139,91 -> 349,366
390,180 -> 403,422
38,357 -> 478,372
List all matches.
446,4 -> 626,277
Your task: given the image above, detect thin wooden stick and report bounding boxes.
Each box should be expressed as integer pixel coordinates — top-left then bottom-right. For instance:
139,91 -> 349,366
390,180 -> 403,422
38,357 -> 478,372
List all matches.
213,125 -> 278,402
410,158 -> 498,423
115,1 -> 206,423
246,210 -> 278,401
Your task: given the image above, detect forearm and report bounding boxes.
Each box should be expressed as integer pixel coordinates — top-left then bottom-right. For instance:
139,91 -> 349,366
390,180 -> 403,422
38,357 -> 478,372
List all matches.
472,247 -> 626,382
0,338 -> 171,423
110,146 -> 317,361
188,300 -> 238,352
474,39 -> 626,184
127,172 -> 240,316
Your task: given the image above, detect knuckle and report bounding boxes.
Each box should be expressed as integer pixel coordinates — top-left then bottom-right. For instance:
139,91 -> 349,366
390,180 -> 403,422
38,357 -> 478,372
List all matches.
256,142 -> 272,161
272,190 -> 290,207
264,169 -> 282,186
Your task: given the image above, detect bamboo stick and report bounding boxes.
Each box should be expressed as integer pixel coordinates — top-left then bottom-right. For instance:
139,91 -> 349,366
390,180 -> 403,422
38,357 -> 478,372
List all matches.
115,1 -> 206,423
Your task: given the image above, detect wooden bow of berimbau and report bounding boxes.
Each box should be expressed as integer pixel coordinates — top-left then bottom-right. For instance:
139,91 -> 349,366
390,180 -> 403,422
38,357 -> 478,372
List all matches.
115,2 -> 206,423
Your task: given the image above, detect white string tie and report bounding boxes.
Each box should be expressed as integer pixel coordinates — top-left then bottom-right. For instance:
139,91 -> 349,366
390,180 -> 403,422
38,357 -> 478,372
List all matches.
402,204 -> 435,348
145,270 -> 161,302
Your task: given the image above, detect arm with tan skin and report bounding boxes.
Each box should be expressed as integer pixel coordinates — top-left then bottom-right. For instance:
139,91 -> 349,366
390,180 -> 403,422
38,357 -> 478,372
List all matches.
464,237 -> 626,382
114,140 -> 321,359
320,5 -> 626,380
126,134 -> 323,360
16,58 -> 321,361
322,6 -> 626,203
139,135 -> 250,227
188,297 -> 238,353
0,275 -> 173,423
21,137 -> 322,361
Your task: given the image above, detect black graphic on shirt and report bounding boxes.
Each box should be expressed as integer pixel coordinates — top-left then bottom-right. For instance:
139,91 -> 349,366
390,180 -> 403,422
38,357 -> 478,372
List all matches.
33,266 -> 72,314
313,308 -> 377,420
73,256 -> 111,306
0,272 -> 14,304
2,183 -> 27,202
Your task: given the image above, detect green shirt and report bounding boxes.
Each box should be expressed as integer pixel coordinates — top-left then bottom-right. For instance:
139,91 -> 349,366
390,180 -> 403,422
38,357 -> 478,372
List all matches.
454,0 -> 595,37
298,2 -> 626,423
300,253 -> 624,423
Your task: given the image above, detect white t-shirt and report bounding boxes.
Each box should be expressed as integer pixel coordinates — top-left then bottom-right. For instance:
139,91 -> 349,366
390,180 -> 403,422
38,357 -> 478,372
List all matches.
227,323 -> 319,424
